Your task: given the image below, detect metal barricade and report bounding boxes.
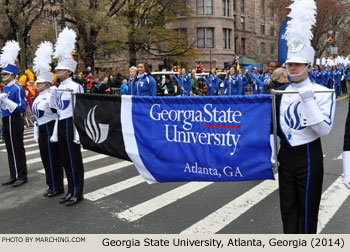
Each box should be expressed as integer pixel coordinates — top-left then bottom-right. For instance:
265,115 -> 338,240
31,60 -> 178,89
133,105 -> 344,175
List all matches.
111,87 -> 121,96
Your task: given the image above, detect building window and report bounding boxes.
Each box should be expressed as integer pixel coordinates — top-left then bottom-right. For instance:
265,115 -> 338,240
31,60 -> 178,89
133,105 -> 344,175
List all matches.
233,0 -> 236,12
241,0 -> 245,13
270,7 -> 274,18
197,0 -> 213,15
261,42 -> 265,54
222,0 -> 230,16
235,36 -> 238,53
241,16 -> 245,30
223,28 -> 232,49
176,0 -> 187,16
270,27 -> 274,36
261,25 -> 265,35
197,28 -> 214,48
175,28 -> 188,39
241,38 -> 246,54
270,44 -> 274,55
261,0 -> 265,15
233,15 -> 237,29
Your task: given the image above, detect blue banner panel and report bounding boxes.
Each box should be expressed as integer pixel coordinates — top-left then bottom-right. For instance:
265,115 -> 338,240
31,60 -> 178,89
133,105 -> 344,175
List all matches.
131,95 -> 273,182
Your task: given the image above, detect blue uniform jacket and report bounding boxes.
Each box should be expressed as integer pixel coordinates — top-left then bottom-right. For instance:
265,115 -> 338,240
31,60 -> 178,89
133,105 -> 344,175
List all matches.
223,75 -> 242,95
173,74 -> 192,96
1,80 -> 26,118
132,74 -> 157,96
247,72 -> 262,94
201,74 -> 222,96
320,69 -> 329,87
128,78 -> 134,95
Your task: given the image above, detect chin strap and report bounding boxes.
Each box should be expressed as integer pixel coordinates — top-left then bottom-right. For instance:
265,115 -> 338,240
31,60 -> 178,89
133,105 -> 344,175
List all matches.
286,64 -> 310,81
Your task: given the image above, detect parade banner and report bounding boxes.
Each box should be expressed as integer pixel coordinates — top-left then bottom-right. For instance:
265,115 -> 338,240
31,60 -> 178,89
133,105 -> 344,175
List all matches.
278,18 -> 288,66
74,94 -> 274,184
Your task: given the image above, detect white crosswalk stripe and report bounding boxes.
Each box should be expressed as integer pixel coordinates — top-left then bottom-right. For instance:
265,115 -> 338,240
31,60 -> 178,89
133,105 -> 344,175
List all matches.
15,130 -> 349,234
317,175 -> 350,233
84,175 -> 144,201
1,142 -> 38,151
181,177 -> 279,234
115,182 -> 214,222
27,148 -> 88,156
0,138 -> 35,147
28,152 -> 110,165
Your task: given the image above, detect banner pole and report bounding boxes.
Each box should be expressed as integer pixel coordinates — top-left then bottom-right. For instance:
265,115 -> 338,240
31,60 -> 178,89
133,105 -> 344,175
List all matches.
272,89 -> 335,94
271,93 -> 279,171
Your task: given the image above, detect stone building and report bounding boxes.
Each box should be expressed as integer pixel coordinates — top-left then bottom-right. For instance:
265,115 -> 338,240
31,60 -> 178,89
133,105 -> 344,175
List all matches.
168,0 -> 281,70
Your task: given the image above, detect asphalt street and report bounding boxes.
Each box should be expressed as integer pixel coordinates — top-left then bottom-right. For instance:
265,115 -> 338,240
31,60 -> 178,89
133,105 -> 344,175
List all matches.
0,95 -> 349,234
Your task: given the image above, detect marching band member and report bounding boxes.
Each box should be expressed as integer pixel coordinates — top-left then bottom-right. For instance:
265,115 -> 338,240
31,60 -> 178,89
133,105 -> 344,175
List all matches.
0,41 -> 28,187
275,0 -> 335,234
49,28 -> 85,206
127,66 -> 137,95
32,41 -> 64,197
200,68 -> 222,96
132,62 -> 156,96
222,66 -> 242,96
343,100 -> 350,190
173,68 -> 192,96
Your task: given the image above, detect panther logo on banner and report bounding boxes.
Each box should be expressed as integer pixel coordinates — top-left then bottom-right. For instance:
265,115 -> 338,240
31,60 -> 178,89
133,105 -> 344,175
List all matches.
84,105 -> 109,144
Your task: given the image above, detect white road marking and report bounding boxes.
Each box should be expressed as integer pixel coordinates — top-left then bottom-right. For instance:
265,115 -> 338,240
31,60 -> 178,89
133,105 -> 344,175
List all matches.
181,177 -> 278,234
84,175 -> 144,201
37,161 -> 133,185
116,182 -> 214,222
317,175 -> 350,233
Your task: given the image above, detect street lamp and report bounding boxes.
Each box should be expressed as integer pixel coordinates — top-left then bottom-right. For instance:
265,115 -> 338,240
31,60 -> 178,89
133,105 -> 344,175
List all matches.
60,0 -> 65,29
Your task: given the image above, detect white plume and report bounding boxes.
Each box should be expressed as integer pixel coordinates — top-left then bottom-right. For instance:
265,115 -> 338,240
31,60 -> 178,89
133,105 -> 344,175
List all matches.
53,27 -> 76,62
286,0 -> 317,47
0,40 -> 20,67
33,41 -> 53,75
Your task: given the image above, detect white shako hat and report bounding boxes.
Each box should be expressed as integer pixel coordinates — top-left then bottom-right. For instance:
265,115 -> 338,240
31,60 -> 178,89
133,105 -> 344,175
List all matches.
315,58 -> 320,66
33,41 -> 54,83
285,0 -> 317,66
53,27 -> 78,73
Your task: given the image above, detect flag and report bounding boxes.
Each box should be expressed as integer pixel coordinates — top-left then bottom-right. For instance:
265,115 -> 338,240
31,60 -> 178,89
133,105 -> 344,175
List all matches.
74,94 -> 274,184
278,18 -> 288,66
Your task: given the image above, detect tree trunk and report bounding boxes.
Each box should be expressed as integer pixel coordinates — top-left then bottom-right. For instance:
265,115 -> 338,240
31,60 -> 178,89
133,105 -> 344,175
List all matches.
128,9 -> 137,67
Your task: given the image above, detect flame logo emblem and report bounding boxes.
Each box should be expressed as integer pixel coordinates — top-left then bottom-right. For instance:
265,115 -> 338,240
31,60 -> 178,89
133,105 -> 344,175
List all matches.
284,101 -> 306,131
32,102 -> 45,118
57,92 -> 70,110
84,105 -> 109,144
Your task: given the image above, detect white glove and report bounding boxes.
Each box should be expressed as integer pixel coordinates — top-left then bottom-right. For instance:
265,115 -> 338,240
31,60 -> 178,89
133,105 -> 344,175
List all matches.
343,151 -> 350,189
50,117 -> 58,143
34,122 -> 39,143
73,126 -> 80,144
0,93 -> 8,101
49,86 -> 58,95
299,86 -> 324,126
298,86 -> 314,101
49,87 -> 58,109
2,97 -> 18,113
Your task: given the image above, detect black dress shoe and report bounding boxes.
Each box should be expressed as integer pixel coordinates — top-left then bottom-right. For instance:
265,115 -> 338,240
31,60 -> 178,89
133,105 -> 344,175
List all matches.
60,193 -> 72,204
65,196 -> 84,206
47,190 -> 64,198
43,189 -> 52,197
2,178 -> 16,186
12,179 -> 27,187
